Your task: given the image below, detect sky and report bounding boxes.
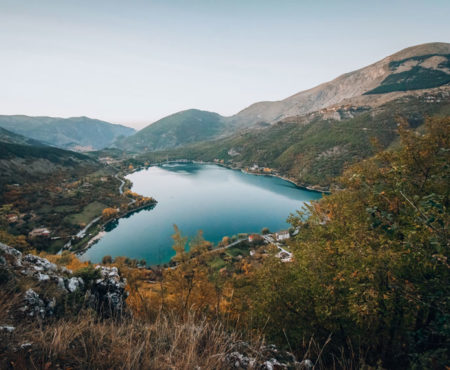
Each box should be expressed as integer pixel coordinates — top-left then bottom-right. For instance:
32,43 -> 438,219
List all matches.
1,0 -> 449,129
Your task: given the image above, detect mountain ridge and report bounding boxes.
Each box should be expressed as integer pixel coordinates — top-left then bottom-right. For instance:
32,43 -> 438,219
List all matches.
0,115 -> 135,151
230,42 -> 450,126
119,42 -> 450,153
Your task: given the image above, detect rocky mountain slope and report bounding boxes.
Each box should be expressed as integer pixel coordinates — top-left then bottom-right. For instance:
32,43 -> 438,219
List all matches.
0,115 -> 135,151
230,42 -> 450,126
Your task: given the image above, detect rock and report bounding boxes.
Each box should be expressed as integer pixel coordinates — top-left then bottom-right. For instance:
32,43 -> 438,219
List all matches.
38,273 -> 50,281
300,359 -> 313,369
67,277 -> 84,293
224,341 -> 300,369
2,243 -> 128,321
22,288 -> 46,318
0,325 -> 15,333
23,254 -> 57,272
0,242 -> 22,266
56,277 -> 67,291
92,266 -> 127,316
20,342 -> 32,350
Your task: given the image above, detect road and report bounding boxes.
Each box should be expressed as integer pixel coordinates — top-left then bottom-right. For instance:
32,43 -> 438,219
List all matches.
115,173 -> 125,194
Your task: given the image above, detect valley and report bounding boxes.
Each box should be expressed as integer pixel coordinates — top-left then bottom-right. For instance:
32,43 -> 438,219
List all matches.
1,41 -> 449,369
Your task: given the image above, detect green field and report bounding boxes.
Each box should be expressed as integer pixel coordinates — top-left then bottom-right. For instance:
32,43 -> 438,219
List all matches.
64,201 -> 106,226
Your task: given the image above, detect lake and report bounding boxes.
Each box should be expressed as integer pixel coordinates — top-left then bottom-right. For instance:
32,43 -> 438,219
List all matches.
80,163 -> 322,265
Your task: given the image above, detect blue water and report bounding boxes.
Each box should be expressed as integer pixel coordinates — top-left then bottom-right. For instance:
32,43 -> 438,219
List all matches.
81,163 -> 322,265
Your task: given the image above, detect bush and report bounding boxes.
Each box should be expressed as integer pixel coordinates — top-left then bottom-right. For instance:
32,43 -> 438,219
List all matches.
102,255 -> 113,264
74,265 -> 101,286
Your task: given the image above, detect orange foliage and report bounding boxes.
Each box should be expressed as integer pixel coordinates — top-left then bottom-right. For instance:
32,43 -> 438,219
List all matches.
102,207 -> 118,220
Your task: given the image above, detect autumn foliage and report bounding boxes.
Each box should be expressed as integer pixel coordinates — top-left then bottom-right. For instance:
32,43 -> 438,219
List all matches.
102,207 -> 118,220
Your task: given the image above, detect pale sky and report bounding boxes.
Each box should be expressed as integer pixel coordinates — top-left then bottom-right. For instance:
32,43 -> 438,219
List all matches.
1,0 -> 449,129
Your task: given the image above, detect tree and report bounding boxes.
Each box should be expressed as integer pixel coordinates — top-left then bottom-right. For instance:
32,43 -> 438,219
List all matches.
171,224 -> 188,263
102,207 -> 118,220
102,255 -> 113,264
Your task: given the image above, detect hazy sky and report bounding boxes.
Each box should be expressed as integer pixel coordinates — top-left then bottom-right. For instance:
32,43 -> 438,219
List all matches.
1,0 -> 449,129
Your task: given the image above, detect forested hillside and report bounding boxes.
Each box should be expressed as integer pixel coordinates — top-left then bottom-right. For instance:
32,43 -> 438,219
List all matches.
0,115 -> 135,151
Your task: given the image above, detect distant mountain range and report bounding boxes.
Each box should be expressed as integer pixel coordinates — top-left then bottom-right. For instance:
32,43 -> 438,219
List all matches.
0,115 -> 135,151
118,42 -> 450,153
1,42 -> 449,190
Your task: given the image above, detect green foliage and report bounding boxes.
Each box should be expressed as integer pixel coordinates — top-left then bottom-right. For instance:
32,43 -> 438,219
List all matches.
117,109 -> 229,152
366,66 -> 450,94
235,117 -> 450,368
102,255 -> 113,264
261,227 -> 270,235
74,265 -> 101,285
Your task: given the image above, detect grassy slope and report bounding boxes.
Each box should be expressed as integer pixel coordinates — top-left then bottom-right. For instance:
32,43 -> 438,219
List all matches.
117,109 -> 229,152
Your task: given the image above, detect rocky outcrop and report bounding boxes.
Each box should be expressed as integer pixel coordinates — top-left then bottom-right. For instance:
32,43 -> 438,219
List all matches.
224,341 -> 313,369
0,242 -> 127,320
91,266 -> 127,316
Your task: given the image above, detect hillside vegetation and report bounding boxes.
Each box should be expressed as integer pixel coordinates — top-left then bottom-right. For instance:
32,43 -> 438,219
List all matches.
0,115 -> 135,151
116,109 -> 229,152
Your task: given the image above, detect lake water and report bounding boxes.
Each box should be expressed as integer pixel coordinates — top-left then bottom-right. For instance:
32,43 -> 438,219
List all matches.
81,163 -> 322,265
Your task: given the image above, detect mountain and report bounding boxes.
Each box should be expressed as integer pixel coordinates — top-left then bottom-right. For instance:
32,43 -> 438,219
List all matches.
116,109 -> 228,152
136,88 -> 450,190
118,43 -> 450,153
0,127 -> 45,147
230,42 -> 450,127
0,115 -> 135,151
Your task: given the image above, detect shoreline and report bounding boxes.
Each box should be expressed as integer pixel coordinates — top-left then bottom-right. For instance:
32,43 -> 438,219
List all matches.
151,159 -> 330,194
73,160 -> 326,262
73,201 -> 157,256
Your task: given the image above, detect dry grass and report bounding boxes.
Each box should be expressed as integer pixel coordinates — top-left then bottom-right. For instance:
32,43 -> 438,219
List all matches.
1,312 -> 241,370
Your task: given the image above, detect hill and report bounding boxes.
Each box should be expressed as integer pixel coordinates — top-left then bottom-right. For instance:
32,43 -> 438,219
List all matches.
115,109 -> 228,152
0,141 -> 99,189
0,127 -> 45,147
0,115 -> 135,151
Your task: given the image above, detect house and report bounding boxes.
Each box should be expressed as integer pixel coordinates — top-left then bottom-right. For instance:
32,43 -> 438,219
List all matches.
275,230 -> 290,241
6,214 -> 18,224
29,228 -> 51,238
248,234 -> 258,242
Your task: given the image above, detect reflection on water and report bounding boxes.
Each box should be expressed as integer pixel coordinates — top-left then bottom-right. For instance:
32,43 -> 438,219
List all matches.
81,163 -> 322,265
